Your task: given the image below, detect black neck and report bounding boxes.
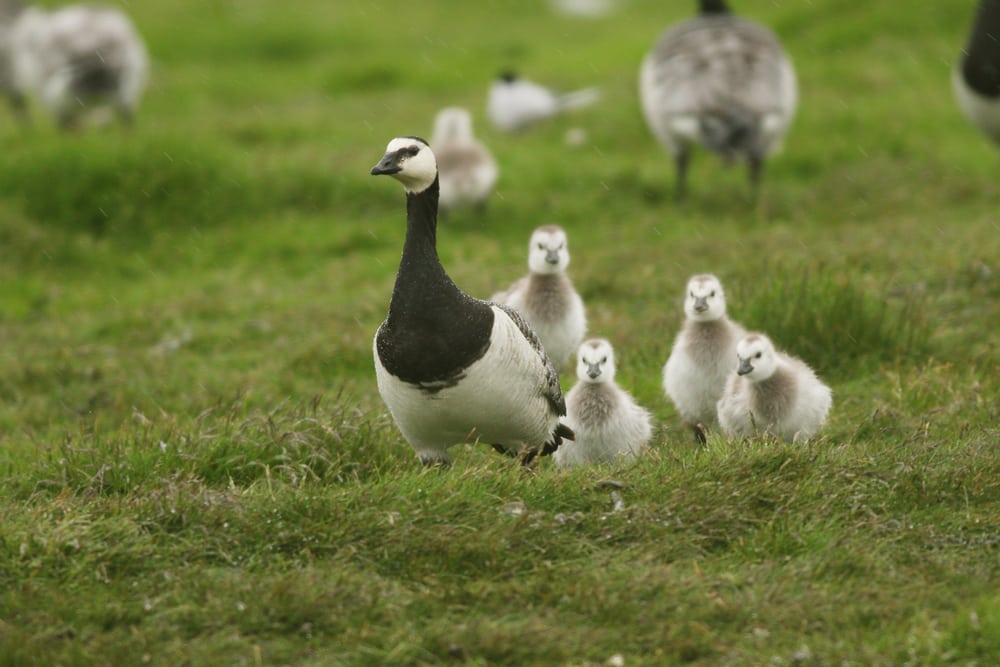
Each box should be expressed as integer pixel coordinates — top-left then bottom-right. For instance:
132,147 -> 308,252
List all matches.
388,177 -> 455,320
699,0 -> 730,15
962,0 -> 1000,97
377,176 -> 494,389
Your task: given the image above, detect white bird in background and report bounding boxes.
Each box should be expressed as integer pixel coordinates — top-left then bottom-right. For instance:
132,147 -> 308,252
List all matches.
554,339 -> 653,468
953,0 -> 1000,145
3,2 -> 148,128
369,136 -> 573,467
491,224 -> 587,373
662,273 -> 746,444
429,106 -> 499,212
639,0 -> 797,197
548,0 -> 618,19
0,0 -> 29,119
716,333 -> 832,443
487,70 -> 601,132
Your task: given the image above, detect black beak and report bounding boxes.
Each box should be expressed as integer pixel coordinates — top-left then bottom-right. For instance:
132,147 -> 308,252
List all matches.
694,296 -> 708,312
545,250 -> 560,265
371,152 -> 402,176
587,364 -> 601,379
737,358 -> 753,376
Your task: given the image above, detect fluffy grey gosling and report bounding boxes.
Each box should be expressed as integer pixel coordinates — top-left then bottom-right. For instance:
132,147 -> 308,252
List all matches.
554,339 -> 653,468
662,273 -> 746,443
491,224 -> 586,373
487,70 -> 600,132
430,106 -> 499,211
370,136 -> 573,466
717,333 -> 832,443
953,0 -> 1000,144
639,0 -> 797,197
4,2 -> 148,128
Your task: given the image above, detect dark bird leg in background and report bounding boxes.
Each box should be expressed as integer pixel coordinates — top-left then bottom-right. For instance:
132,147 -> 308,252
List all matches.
674,147 -> 690,200
748,153 -> 764,196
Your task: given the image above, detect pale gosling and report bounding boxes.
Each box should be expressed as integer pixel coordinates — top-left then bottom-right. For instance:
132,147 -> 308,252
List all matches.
491,224 -> 586,373
554,339 -> 653,468
662,273 -> 746,443
717,333 -> 832,443
430,106 -> 499,211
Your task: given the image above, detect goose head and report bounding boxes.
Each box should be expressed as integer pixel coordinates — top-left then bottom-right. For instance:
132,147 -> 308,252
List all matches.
683,274 -> 727,321
734,333 -> 778,382
432,107 -> 474,144
527,224 -> 570,274
371,136 -> 438,193
576,338 -> 615,384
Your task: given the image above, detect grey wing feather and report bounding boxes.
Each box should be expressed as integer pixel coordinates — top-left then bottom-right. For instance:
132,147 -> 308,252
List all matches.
496,303 -> 566,416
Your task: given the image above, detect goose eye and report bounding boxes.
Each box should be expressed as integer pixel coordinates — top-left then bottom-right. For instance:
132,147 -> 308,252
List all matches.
537,243 -> 544,250
755,352 -> 762,359
601,356 -> 607,364
689,291 -> 694,298
710,291 -> 716,297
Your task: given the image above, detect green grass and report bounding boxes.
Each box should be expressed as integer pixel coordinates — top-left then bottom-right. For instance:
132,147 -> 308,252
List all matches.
1,0 -> 999,664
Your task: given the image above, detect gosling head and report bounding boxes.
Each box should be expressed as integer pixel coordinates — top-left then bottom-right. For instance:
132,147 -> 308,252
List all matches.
576,338 -> 616,384
683,274 -> 728,322
527,224 -> 570,275
431,107 -> 474,144
370,136 -> 438,193
734,333 -> 779,382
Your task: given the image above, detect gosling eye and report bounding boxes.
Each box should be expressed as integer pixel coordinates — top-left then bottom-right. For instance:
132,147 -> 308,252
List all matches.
689,291 -> 694,298
537,243 -> 544,250
601,356 -> 607,364
755,352 -> 762,359
710,290 -> 716,297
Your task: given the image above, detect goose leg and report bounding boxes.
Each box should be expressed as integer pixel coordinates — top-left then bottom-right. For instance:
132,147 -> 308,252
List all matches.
674,147 -> 690,200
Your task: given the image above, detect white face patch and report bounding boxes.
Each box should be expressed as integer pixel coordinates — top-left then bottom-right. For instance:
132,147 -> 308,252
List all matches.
431,107 -> 474,143
576,339 -> 615,383
527,226 -> 570,274
684,274 -> 727,321
382,137 -> 438,193
736,334 -> 778,381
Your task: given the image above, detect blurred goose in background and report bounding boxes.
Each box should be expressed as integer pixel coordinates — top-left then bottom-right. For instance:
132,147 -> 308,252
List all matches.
716,333 -> 832,443
639,0 -> 797,197
663,273 -> 745,444
430,106 -> 499,211
487,70 -> 601,132
548,0 -> 618,19
370,137 -> 573,466
3,2 -> 148,128
554,339 -> 653,468
953,0 -> 1000,144
491,224 -> 586,373
0,0 -> 28,118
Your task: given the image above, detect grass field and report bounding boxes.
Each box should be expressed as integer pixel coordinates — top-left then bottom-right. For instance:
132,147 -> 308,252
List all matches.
1,0 -> 999,664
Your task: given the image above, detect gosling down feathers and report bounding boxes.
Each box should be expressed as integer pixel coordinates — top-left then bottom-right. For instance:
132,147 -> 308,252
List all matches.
430,106 -> 499,211
370,136 -> 573,466
4,2 -> 148,128
662,274 -> 746,443
487,70 -> 601,132
953,0 -> 1000,144
554,339 -> 653,468
491,224 -> 587,373
716,333 -> 832,443
639,0 -> 797,197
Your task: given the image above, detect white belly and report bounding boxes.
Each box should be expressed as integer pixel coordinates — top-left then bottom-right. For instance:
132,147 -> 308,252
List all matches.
374,306 -> 559,463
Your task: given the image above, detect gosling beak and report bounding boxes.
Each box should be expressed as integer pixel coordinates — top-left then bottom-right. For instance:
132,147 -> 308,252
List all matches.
693,296 -> 708,313
545,250 -> 560,265
587,363 -> 601,379
737,358 -> 754,376
370,151 -> 402,176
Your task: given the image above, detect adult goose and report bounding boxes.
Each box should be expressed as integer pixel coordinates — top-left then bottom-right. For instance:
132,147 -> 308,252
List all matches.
639,0 -> 797,197
954,0 -> 1000,144
370,136 -> 573,466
